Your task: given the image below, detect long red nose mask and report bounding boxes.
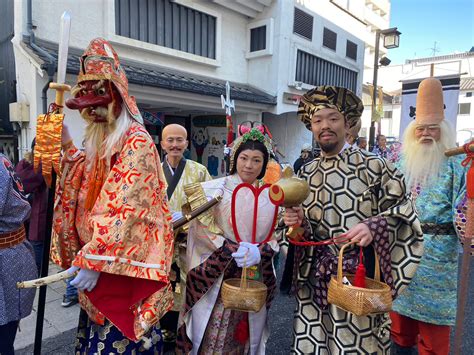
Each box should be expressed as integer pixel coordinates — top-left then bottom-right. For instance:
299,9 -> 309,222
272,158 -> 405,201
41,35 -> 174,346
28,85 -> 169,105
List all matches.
66,80 -> 123,119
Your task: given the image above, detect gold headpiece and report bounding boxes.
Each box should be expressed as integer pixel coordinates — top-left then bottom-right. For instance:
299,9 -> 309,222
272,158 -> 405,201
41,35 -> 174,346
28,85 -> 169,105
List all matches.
298,85 -> 363,130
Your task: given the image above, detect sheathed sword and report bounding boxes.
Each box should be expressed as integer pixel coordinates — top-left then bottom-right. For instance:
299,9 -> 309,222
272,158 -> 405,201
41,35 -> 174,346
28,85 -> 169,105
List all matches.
17,195 -> 222,289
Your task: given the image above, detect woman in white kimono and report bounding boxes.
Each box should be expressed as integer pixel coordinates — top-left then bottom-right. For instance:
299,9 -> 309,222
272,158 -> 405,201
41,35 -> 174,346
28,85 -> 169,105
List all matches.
176,128 -> 279,354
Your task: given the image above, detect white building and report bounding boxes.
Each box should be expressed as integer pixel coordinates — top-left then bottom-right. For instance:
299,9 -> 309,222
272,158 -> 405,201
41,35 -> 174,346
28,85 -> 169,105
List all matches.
363,50 -> 474,144
12,0 -> 379,173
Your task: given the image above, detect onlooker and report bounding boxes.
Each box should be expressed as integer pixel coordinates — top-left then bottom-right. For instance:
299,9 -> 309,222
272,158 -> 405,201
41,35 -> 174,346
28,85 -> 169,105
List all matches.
14,138 -> 48,272
293,143 -> 314,174
0,153 -> 37,355
272,142 -> 286,163
61,277 -> 79,307
372,134 -> 392,158
357,136 -> 368,150
15,141 -> 78,307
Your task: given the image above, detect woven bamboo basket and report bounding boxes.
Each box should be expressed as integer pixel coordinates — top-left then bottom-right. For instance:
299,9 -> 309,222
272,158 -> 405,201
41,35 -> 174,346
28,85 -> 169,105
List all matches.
221,266 -> 267,313
327,242 -> 392,316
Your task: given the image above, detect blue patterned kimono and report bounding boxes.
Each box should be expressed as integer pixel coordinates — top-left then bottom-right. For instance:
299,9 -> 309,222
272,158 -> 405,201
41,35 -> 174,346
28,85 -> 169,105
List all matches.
0,154 -> 37,326
393,156 -> 466,325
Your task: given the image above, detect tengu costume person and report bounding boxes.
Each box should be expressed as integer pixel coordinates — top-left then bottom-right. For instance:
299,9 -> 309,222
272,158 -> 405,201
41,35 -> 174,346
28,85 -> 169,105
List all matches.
51,38 -> 174,353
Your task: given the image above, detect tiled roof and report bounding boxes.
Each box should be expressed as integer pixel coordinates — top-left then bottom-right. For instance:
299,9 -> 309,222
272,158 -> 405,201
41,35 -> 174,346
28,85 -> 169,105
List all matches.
24,38 -> 277,105
460,78 -> 474,91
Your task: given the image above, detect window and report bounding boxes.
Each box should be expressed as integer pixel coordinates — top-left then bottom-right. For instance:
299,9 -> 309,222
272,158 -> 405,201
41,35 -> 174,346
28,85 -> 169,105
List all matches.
466,92 -> 472,97
323,28 -> 337,51
392,95 -> 401,104
384,111 -> 393,119
250,26 -> 266,52
293,8 -> 313,40
346,40 -> 357,61
115,0 -> 216,59
295,49 -> 358,92
458,103 -> 471,115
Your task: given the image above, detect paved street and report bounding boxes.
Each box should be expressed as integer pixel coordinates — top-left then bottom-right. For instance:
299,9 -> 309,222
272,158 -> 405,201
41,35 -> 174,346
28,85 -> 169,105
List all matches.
267,251 -> 474,354
15,252 -> 473,354
14,263 -> 80,354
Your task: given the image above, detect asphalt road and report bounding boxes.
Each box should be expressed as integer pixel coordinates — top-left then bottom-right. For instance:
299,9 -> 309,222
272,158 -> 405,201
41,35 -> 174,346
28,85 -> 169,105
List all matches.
17,252 -> 473,354
266,251 -> 474,354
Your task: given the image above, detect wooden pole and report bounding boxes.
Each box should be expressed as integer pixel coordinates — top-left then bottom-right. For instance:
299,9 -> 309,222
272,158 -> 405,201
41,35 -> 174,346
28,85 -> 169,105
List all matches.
33,173 -> 56,355
33,83 -> 70,355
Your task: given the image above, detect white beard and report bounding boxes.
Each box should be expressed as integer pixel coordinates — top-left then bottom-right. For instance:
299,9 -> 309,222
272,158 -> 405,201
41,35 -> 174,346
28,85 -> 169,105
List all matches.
402,136 -> 446,189
83,107 -> 132,168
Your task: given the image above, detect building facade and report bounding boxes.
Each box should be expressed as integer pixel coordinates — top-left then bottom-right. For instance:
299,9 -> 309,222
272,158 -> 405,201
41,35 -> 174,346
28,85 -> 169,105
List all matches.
363,50 -> 474,144
0,0 -> 18,162
12,0 -> 374,171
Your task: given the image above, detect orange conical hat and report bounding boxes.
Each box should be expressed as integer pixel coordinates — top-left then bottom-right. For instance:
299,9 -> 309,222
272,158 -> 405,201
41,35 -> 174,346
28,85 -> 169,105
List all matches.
415,77 -> 444,125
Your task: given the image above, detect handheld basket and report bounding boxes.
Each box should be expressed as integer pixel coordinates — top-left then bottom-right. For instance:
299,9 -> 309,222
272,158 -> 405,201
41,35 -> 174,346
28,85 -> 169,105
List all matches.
221,266 -> 267,313
327,242 -> 392,316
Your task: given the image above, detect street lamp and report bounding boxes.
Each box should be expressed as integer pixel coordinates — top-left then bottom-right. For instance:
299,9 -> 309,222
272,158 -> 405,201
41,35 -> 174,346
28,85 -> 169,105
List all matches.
368,27 -> 401,151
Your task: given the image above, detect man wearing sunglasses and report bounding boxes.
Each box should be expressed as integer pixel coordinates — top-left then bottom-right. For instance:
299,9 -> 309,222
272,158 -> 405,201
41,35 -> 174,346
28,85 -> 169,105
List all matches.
390,77 -> 467,355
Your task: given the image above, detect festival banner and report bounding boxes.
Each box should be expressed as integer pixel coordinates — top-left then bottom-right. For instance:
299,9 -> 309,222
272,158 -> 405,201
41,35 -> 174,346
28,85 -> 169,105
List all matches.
399,75 -> 460,139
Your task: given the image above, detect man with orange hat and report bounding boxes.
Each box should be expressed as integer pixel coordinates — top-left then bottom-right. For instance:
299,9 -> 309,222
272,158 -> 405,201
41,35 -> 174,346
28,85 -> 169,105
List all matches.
159,123 -> 211,350
51,38 -> 174,353
390,77 -> 467,355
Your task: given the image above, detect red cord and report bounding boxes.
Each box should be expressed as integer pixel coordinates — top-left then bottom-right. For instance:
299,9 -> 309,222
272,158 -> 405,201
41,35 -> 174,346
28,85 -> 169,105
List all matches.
231,183 -> 279,245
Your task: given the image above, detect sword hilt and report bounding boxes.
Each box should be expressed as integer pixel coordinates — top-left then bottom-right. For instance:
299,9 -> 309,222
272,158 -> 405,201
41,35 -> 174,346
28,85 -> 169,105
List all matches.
49,82 -> 71,114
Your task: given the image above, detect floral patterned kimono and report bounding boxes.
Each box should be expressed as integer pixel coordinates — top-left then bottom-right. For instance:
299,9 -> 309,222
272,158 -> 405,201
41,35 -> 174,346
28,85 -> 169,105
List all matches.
50,122 -> 174,353
176,174 -> 279,354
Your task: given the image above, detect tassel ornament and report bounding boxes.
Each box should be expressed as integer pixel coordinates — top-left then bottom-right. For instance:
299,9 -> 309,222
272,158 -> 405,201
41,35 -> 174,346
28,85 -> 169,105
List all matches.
353,246 -> 366,288
234,313 -> 249,345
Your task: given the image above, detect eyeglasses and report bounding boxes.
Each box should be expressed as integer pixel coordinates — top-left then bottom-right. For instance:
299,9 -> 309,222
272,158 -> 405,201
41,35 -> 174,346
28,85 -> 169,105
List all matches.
415,124 -> 440,133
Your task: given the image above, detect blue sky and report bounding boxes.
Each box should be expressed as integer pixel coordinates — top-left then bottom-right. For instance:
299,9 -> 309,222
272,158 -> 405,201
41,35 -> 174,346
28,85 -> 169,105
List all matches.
387,0 -> 473,64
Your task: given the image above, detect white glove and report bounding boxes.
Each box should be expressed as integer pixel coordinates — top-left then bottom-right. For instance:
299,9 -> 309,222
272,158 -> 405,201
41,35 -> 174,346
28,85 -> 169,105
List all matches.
66,265 -> 79,276
232,241 -> 261,267
171,211 -> 183,222
70,268 -> 100,292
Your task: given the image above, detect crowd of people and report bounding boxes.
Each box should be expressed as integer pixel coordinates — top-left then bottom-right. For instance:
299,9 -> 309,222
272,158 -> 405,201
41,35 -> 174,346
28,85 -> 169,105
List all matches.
0,38 -> 468,355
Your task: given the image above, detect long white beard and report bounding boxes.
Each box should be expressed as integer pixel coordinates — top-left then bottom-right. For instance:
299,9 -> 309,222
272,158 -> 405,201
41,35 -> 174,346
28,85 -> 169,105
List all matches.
83,108 -> 132,168
402,137 -> 446,189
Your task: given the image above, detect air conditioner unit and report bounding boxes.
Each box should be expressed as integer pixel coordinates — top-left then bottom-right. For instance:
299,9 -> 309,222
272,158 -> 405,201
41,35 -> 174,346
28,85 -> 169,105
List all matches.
9,102 -> 30,122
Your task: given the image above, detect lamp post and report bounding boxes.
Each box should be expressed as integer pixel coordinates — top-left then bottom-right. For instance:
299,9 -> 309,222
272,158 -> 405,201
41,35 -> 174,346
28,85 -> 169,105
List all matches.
368,27 -> 401,151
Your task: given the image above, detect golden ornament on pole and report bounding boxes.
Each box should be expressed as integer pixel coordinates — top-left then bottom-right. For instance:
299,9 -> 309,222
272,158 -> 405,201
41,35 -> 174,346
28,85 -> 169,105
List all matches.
33,82 -> 70,187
